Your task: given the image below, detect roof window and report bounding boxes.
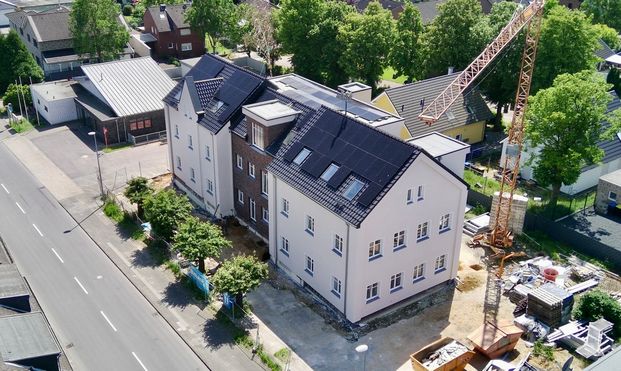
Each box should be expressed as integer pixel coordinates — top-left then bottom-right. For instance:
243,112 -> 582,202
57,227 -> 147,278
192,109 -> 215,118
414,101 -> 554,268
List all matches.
293,148 -> 311,165
320,163 -> 340,182
343,179 -> 365,201
207,99 -> 224,113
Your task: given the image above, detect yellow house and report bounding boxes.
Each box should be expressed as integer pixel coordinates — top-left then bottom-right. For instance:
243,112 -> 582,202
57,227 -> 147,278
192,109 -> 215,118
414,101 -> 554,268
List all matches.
372,73 -> 493,143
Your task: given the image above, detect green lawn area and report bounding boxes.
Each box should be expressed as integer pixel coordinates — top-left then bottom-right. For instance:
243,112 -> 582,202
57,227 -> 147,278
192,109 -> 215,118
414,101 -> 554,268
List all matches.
205,38 -> 232,56
103,142 -> 132,153
10,118 -> 34,133
381,66 -> 407,84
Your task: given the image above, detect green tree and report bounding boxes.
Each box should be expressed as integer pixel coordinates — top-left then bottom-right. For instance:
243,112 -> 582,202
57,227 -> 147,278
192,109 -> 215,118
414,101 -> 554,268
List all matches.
276,0 -> 325,82
582,0 -> 621,33
315,1 -> 353,87
242,0 -> 280,76
174,216 -> 231,273
211,255 -> 268,306
185,0 -> 238,54
421,0 -> 486,77
608,68 -> 621,97
123,177 -> 153,217
389,3 -> 424,83
337,2 -> 394,90
143,189 -> 192,241
525,71 -> 621,209
532,6 -> 598,93
70,0 -> 130,62
575,290 -> 621,338
0,31 -> 43,94
2,84 -> 32,115
593,23 -> 621,51
479,1 -> 523,129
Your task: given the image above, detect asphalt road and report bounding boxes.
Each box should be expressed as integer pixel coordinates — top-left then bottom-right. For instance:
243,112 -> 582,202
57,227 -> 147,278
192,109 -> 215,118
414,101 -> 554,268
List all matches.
0,142 -> 207,371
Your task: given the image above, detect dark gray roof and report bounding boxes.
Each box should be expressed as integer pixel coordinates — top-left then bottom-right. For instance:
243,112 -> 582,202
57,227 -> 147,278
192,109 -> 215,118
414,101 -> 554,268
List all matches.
28,6 -> 71,42
412,0 -> 446,23
268,106 -> 421,227
73,84 -> 117,122
42,48 -> 80,64
0,312 -> 60,363
163,54 -> 265,134
595,39 -> 616,60
0,265 -> 28,301
195,78 -> 224,111
586,344 -> 621,370
146,4 -> 191,33
383,72 -> 493,138
584,92 -> 621,171
354,0 -> 404,18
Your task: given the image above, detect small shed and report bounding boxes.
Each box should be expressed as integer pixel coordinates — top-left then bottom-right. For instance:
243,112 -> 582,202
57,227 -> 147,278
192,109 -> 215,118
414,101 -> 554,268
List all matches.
0,264 -> 30,313
467,320 -> 523,359
0,312 -> 61,371
30,79 -> 79,125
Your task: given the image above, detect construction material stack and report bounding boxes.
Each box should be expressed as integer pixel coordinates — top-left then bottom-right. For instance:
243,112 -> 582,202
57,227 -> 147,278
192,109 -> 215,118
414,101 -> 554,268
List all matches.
527,283 -> 573,328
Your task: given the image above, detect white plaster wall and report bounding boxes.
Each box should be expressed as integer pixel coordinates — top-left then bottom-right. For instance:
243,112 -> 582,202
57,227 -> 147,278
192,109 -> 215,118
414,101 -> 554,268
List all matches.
373,120 -> 406,138
200,122 -> 234,217
31,88 -> 77,125
437,147 -> 469,178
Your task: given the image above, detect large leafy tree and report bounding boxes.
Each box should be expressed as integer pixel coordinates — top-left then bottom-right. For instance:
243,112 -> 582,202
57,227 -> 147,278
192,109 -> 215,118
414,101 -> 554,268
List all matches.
243,0 -> 280,76
2,84 -> 31,115
0,31 -> 43,93
479,1 -> 523,129
211,255 -> 268,306
581,0 -> 621,33
315,1 -> 353,87
525,72 -> 621,209
593,23 -> 621,51
185,0 -> 238,54
174,216 -> 231,273
276,0 -> 325,82
421,0 -> 486,78
70,0 -> 129,63
389,3 -> 424,83
143,189 -> 192,241
124,177 -> 153,217
337,2 -> 394,90
532,6 -> 598,94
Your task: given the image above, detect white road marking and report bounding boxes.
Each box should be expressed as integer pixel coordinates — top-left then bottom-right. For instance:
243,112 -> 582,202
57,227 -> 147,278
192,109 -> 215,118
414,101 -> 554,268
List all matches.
1,183 -> 9,193
73,276 -> 88,294
131,352 -> 148,371
100,311 -> 118,332
15,202 -> 25,214
32,223 -> 43,236
96,275 -> 103,279
51,248 -> 64,263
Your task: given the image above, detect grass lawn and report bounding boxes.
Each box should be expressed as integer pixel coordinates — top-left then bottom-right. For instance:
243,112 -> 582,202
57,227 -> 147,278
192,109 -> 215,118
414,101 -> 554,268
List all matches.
205,38 -> 232,56
103,142 -> 132,153
381,66 -> 407,84
10,118 -> 34,133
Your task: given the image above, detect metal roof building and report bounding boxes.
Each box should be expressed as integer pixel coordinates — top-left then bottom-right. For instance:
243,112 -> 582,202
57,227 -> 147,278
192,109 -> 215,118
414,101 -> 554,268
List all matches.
0,265 -> 30,313
0,312 -> 60,371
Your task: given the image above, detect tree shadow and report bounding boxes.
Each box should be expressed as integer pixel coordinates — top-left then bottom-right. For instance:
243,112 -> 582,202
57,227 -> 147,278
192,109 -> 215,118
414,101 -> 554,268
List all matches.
562,212 -> 611,241
130,241 -> 167,268
202,307 -> 246,351
161,279 -> 194,310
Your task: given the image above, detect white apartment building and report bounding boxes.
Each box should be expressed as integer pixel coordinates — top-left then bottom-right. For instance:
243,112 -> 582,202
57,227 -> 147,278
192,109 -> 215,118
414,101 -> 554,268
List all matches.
163,54 -> 264,216
268,106 -> 468,323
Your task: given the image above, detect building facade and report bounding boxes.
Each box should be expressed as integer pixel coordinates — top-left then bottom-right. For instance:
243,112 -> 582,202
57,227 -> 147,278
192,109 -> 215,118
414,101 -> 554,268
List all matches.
595,169 -> 621,215
143,4 -> 205,60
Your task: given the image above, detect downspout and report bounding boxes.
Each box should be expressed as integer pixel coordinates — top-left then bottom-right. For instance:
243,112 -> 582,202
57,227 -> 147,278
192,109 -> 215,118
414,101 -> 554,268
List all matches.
272,173 -> 278,267
343,222 -> 351,317
196,118 -> 205,205
211,133 -> 219,216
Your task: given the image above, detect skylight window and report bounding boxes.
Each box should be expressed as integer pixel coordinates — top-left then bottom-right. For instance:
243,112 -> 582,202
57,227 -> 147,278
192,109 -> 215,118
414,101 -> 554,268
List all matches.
207,100 -> 224,113
293,148 -> 311,165
343,179 -> 365,201
320,163 -> 340,181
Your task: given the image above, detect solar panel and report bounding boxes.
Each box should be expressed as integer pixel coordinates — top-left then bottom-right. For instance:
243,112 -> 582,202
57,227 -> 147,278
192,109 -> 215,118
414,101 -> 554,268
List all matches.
327,166 -> 350,189
283,142 -> 304,162
357,184 -> 382,207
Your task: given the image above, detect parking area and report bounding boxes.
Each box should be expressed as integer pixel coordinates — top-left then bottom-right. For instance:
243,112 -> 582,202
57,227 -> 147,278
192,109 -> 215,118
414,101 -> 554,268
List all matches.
561,208 -> 621,251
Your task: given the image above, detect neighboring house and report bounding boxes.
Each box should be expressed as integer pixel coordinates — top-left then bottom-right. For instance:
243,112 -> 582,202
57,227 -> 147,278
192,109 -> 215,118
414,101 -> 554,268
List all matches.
0,0 -> 72,28
163,54 -> 265,217
143,3 -> 205,60
500,92 -> 621,195
6,6 -> 132,80
351,0 -> 404,18
30,79 -> 78,125
73,57 -> 175,144
407,132 -> 470,178
351,0 -> 445,22
595,169 -> 621,215
595,39 -> 616,71
267,106 -> 468,323
372,72 -> 493,143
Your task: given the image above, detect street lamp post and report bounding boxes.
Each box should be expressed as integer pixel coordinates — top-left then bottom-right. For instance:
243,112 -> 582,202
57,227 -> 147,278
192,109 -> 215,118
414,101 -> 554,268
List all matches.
88,131 -> 104,199
355,344 -> 368,371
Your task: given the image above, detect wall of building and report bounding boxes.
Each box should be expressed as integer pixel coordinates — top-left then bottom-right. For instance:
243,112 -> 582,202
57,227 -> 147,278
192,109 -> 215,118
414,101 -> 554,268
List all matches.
436,147 -> 469,179
31,92 -> 77,125
372,93 -> 397,115
144,10 -> 205,60
269,153 -> 467,323
441,121 -> 485,144
595,178 -> 621,214
211,123 -> 235,217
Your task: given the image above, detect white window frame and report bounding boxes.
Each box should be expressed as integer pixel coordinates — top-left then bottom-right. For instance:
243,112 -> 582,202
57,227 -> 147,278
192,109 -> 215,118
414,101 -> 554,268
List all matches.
207,179 -> 214,195
439,213 -> 451,232
261,170 -> 268,195
174,124 -> 179,138
333,234 -> 343,255
248,162 -> 255,178
188,134 -> 193,149
393,230 -> 406,250
168,42 -> 174,49
320,163 -> 340,182
305,215 -> 315,235
305,256 -> 314,275
390,272 -> 403,292
293,148 -> 311,165
281,198 -> 289,216
237,190 -> 244,204
262,207 -> 269,223
180,28 -> 191,36
252,123 -> 264,150
417,185 -> 424,201
176,156 -> 182,170
236,154 -> 243,170
190,167 -> 195,182
249,198 -> 256,221
407,189 -> 413,204
181,43 -> 192,51
413,263 -> 425,282
343,179 -> 365,201
205,145 -> 211,160
417,222 -> 429,241
435,255 -> 446,272
280,236 -> 289,255
366,282 -> 379,302
609,191 -> 618,201
331,276 -> 342,297
368,240 -> 382,260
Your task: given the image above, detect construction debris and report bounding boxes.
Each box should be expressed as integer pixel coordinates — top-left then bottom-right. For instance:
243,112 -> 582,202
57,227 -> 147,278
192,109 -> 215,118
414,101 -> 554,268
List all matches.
468,320 -> 523,359
547,319 -> 614,360
527,284 -> 574,328
411,338 -> 475,371
514,314 -> 550,342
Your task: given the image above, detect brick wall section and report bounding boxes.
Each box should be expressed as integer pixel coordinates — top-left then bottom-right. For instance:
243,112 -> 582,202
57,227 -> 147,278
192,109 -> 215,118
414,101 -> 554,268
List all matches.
77,106 -> 166,145
595,179 -> 621,214
143,10 -> 205,59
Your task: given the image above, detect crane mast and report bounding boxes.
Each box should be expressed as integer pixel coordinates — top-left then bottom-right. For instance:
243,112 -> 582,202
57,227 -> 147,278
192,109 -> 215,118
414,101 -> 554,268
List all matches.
418,0 -> 545,247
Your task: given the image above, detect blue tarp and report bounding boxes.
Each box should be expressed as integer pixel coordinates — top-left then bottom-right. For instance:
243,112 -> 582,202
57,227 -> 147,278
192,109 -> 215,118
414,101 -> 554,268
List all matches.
187,265 -> 210,296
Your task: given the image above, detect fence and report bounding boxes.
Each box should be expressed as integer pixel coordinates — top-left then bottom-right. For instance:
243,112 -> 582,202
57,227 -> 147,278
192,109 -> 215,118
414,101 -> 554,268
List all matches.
128,130 -> 167,146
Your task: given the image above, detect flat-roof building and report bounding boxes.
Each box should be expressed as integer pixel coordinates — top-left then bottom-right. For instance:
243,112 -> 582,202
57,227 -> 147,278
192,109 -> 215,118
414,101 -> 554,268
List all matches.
0,312 -> 60,371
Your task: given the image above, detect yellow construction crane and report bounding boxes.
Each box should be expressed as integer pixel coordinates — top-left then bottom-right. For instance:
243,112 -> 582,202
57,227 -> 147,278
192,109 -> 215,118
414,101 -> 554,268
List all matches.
419,0 -> 546,249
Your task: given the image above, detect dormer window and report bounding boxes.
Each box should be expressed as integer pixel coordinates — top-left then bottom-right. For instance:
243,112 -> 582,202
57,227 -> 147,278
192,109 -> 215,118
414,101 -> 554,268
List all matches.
207,100 -> 224,113
320,163 -> 340,182
293,148 -> 311,165
251,122 -> 264,150
343,179 -> 364,201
